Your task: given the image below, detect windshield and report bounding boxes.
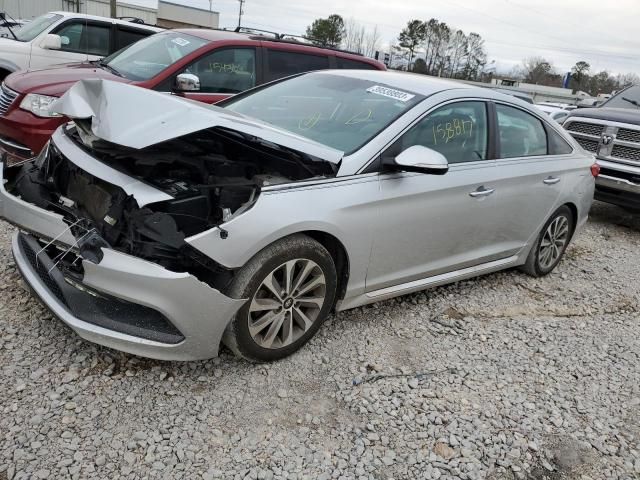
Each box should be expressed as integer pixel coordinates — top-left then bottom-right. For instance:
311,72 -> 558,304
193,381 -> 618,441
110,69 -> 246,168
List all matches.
103,32 -> 208,81
601,85 -> 640,109
14,13 -> 61,42
224,73 -> 424,154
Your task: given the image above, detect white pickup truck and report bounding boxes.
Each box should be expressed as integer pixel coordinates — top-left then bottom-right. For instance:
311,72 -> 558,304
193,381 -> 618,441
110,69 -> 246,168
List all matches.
0,11 -> 161,80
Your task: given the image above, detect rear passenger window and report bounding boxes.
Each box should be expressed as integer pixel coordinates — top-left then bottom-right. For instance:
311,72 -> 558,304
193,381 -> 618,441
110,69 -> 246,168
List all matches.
116,28 -> 148,52
336,57 -> 377,70
497,104 -> 547,158
387,101 -> 489,164
266,50 -> 329,81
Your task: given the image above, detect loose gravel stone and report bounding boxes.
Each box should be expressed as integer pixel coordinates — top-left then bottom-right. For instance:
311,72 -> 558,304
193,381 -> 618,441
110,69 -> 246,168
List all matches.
1,201 -> 639,480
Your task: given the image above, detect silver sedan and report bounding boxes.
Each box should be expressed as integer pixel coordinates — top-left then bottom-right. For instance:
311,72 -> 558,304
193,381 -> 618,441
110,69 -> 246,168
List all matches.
0,71 -> 596,361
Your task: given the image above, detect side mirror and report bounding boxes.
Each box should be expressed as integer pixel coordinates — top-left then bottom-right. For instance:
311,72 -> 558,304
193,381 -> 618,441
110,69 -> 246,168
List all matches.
384,145 -> 449,175
174,73 -> 201,92
41,34 -> 62,50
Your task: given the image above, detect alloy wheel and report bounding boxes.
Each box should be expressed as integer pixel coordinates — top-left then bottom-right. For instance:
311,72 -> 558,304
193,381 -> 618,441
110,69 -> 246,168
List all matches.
538,215 -> 569,269
248,259 -> 327,349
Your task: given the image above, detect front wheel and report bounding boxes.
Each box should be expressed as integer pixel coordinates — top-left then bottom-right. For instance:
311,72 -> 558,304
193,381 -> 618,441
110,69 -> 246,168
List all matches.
223,234 -> 337,362
521,206 -> 574,277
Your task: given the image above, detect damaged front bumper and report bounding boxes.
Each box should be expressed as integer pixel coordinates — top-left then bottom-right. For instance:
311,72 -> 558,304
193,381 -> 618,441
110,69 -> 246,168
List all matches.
1,158 -> 246,360
12,231 -> 245,360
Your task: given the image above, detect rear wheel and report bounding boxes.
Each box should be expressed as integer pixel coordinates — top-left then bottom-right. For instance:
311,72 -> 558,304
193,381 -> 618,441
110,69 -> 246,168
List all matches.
223,234 -> 337,362
521,206 -> 574,277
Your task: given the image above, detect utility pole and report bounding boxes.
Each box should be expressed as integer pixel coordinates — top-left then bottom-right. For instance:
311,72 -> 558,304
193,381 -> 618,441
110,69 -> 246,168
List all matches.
237,0 -> 245,29
110,0 -> 117,18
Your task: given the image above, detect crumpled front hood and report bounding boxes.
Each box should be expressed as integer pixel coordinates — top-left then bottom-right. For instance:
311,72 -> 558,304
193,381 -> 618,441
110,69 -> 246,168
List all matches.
50,79 -> 344,164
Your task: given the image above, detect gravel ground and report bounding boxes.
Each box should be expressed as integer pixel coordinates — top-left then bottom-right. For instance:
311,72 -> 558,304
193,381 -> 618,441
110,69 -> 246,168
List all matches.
1,201 -> 639,480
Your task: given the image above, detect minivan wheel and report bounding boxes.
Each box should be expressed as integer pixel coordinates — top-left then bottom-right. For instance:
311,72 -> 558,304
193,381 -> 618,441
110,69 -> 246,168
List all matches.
223,234 -> 337,362
521,206 -> 574,277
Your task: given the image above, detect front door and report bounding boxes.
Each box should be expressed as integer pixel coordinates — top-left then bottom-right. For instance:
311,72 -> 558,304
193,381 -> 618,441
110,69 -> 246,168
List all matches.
366,100 -> 506,291
30,21 -> 112,69
178,47 -> 257,104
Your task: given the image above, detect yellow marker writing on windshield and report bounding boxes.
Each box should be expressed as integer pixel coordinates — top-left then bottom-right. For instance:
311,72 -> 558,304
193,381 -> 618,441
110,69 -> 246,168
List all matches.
298,112 -> 321,130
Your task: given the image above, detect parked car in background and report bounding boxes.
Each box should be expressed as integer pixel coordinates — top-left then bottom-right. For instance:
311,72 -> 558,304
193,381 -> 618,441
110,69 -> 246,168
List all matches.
537,102 -> 576,111
0,28 -> 384,163
0,17 -> 28,38
564,84 -> 640,211
536,104 -> 570,124
0,11 -> 161,80
0,71 -> 595,360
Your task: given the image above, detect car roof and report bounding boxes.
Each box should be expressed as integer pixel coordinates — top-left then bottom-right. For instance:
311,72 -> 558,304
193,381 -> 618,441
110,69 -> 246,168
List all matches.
177,28 -> 384,65
49,11 -> 162,32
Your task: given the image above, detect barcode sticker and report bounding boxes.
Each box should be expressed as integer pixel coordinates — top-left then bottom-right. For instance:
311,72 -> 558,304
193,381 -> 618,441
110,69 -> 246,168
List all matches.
366,85 -> 415,102
172,37 -> 190,47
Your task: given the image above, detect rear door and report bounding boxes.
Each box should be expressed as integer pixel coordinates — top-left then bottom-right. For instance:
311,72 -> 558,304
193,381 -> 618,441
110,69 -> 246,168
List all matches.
490,102 -> 574,255
366,100 -> 506,292
263,47 -> 331,82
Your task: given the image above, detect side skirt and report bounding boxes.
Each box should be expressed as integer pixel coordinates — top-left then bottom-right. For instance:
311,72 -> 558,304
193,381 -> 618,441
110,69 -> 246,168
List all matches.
336,255 -> 520,312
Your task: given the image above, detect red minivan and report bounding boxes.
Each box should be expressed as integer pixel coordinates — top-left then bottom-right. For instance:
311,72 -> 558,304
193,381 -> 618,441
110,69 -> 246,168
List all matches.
0,29 -> 385,164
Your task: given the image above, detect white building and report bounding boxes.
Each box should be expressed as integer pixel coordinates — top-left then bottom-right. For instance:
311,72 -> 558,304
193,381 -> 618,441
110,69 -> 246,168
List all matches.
0,0 -> 219,29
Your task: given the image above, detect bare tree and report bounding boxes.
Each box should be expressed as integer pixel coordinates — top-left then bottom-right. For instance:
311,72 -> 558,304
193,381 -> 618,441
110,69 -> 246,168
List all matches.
446,30 -> 468,78
461,33 -> 486,80
615,72 -> 640,88
343,18 -> 366,54
364,25 -> 382,58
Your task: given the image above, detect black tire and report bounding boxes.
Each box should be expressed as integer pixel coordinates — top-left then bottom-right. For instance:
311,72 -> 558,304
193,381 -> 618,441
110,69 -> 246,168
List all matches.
520,205 -> 574,277
223,234 -> 337,362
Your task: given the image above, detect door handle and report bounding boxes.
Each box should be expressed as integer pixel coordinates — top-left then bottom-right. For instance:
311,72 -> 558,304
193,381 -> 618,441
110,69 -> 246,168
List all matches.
469,186 -> 495,198
543,176 -> 560,185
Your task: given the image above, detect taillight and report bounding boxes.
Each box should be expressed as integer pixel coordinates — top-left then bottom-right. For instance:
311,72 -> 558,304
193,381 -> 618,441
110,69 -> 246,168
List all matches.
590,163 -> 600,177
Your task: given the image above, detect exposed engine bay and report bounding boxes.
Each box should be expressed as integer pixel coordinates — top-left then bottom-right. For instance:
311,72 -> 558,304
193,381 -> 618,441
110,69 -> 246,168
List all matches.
6,123 -> 337,288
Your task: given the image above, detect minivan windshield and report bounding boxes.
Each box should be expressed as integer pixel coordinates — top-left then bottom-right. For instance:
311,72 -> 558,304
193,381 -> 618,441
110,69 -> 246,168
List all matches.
225,73 -> 424,154
14,13 -> 62,42
103,31 -> 208,81
601,85 -> 640,109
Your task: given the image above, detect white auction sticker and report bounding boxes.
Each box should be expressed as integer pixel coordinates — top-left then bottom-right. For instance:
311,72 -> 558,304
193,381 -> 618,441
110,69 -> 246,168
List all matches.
366,85 -> 415,102
172,37 -> 190,47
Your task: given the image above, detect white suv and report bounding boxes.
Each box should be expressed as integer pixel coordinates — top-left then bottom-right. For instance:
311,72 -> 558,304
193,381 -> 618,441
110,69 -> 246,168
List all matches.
0,11 -> 161,80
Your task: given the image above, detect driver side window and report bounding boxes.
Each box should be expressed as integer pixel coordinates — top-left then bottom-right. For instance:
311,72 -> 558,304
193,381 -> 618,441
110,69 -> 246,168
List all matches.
388,101 -> 489,164
182,48 -> 256,94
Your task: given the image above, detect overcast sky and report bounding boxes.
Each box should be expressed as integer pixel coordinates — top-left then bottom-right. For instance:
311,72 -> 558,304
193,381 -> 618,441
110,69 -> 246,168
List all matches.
130,0 -> 639,75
